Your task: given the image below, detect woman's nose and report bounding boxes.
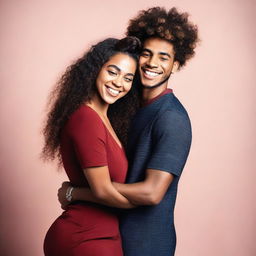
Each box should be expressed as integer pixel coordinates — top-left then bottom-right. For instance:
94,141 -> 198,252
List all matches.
112,76 -> 122,87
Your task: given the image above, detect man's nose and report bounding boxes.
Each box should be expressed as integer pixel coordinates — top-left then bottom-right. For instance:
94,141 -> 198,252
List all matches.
146,56 -> 158,68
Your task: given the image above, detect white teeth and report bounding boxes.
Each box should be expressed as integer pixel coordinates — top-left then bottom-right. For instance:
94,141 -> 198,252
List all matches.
108,87 -> 119,96
145,70 -> 159,77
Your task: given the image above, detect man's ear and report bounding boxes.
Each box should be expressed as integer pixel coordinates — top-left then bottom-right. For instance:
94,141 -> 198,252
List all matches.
172,61 -> 180,73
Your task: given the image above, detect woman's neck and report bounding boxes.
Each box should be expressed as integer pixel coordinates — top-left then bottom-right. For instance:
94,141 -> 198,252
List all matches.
86,93 -> 109,118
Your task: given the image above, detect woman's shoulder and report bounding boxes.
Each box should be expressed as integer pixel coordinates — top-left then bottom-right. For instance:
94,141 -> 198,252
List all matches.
72,105 -> 101,121
67,105 -> 104,130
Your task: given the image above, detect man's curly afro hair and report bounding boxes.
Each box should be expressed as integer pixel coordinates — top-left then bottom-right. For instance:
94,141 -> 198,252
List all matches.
126,7 -> 199,68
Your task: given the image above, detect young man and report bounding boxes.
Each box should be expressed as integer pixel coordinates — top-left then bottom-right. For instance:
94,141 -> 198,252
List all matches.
114,7 -> 198,255
58,7 -> 198,256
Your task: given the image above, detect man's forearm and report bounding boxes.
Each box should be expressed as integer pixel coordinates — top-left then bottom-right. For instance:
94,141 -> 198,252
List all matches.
112,169 -> 173,205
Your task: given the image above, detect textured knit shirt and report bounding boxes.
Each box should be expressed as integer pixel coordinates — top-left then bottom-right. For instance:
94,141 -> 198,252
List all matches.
120,91 -> 192,256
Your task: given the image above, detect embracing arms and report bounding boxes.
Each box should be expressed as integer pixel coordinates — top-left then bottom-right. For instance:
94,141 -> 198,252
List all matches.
59,169 -> 173,209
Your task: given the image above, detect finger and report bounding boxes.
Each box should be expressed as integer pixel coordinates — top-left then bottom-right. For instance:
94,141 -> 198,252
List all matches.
62,204 -> 68,210
62,181 -> 70,186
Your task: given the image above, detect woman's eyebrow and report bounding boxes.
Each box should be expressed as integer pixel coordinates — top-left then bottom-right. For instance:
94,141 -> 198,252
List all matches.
126,73 -> 135,77
107,64 -> 134,76
107,65 -> 121,72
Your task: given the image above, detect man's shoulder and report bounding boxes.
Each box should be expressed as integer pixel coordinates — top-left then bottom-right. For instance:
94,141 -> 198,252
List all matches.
151,97 -> 192,143
158,93 -> 190,121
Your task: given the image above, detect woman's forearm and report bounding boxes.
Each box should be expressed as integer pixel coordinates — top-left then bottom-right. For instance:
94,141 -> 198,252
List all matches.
72,186 -> 136,209
72,166 -> 137,209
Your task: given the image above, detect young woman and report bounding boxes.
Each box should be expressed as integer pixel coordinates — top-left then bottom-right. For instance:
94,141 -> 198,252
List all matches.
42,36 -> 141,256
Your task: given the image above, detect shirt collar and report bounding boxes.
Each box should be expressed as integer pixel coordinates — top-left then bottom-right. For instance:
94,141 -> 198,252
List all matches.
142,88 -> 173,107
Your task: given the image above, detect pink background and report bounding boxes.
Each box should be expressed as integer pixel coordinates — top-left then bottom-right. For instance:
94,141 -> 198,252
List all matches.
0,0 -> 255,255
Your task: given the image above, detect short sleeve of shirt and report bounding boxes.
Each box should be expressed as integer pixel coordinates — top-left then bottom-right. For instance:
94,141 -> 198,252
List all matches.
147,110 -> 192,177
67,107 -> 107,168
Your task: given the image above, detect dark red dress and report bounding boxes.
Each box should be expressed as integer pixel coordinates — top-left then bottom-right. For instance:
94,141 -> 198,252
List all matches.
44,105 -> 128,256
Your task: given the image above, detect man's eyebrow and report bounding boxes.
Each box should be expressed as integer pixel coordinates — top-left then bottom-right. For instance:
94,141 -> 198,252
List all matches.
141,48 -> 152,54
142,48 -> 171,58
107,65 -> 121,72
107,64 -> 134,76
159,52 -> 171,58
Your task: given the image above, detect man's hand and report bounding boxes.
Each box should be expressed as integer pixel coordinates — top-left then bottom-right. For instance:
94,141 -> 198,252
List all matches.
58,181 -> 72,210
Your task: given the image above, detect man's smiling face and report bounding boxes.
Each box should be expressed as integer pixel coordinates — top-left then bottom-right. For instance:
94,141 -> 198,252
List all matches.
139,37 -> 179,88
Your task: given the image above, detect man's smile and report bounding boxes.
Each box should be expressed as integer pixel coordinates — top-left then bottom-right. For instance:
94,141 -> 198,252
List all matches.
141,68 -> 163,79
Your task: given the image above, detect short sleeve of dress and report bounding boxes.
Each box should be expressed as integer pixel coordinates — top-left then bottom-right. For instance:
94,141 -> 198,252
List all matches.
147,110 -> 192,177
67,106 -> 107,168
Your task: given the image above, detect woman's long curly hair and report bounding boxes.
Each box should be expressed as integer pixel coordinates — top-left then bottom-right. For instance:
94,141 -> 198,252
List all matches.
126,7 -> 199,67
42,36 -> 141,164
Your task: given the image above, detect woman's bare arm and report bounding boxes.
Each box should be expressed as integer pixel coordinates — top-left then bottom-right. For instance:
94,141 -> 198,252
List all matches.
59,168 -> 173,209
58,166 -> 136,209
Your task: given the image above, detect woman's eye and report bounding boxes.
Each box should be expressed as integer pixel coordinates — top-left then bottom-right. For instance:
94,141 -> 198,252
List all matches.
124,77 -> 133,82
108,70 -> 117,76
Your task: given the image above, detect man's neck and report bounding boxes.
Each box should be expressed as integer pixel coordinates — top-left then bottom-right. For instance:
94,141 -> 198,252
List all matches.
142,82 -> 168,101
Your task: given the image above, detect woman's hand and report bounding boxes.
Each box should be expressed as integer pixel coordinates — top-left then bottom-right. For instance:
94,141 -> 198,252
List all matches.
58,181 -> 72,210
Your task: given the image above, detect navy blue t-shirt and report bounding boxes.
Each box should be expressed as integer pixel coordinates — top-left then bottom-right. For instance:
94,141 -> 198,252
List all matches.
120,92 -> 192,256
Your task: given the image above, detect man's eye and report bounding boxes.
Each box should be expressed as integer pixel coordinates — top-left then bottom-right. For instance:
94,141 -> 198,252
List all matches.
108,70 -> 117,75
160,57 -> 168,61
141,52 -> 150,57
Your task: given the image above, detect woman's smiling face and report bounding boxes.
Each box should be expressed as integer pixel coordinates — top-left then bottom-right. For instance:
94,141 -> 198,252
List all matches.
96,53 -> 137,105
